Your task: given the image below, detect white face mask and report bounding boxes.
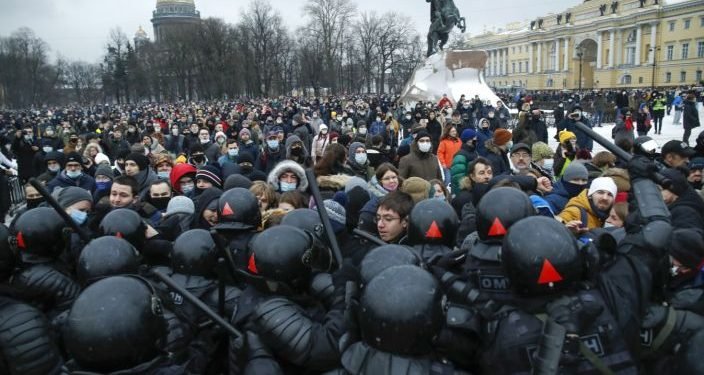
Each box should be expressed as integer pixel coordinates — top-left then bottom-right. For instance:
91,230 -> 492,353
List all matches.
542,158 -> 554,171
603,222 -> 615,228
359,128 -> 367,135
405,115 -> 412,120
42,146 -> 53,153
172,129 -> 179,135
418,142 -> 432,153
376,117 -> 381,122
200,137 -> 210,144
355,153 -> 367,165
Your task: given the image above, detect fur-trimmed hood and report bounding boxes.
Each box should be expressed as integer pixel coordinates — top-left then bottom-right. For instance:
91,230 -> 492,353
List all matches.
484,139 -> 504,155
267,159 -> 308,192
317,174 -> 352,191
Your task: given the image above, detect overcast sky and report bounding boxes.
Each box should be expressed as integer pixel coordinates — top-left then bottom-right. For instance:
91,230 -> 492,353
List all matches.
0,0 -> 582,63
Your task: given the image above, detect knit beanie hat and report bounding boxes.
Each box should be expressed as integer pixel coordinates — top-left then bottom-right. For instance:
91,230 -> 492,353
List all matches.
239,128 -> 251,138
345,176 -> 368,194
237,152 -> 254,165
94,152 -> 110,165
562,162 -> 589,182
559,130 -> 577,145
602,168 -> 631,192
64,152 -> 83,165
493,129 -> 512,146
52,186 -> 93,209
126,152 -> 150,171
669,229 -> 704,270
324,199 -> 346,233
154,154 -> 173,168
224,174 -> 253,190
164,196 -> 195,217
94,165 -> 114,181
196,165 -> 223,189
531,142 -> 553,162
401,177 -> 431,204
587,177 -> 617,198
460,128 -> 477,143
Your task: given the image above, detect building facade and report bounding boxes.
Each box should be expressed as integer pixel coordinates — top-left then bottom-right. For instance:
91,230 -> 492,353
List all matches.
465,0 -> 704,90
151,0 -> 201,43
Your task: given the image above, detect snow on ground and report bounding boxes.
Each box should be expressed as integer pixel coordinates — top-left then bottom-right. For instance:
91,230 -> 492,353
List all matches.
546,106 -> 704,154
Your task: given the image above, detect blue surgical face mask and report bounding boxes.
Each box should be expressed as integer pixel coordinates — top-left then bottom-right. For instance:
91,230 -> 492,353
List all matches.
267,140 -> 279,149
228,148 -> 239,157
280,181 -> 297,192
157,171 -> 170,179
96,181 -> 112,191
181,183 -> 195,195
70,210 -> 88,225
66,170 -> 82,179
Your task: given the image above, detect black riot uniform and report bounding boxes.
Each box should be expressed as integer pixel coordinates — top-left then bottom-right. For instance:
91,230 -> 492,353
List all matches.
460,187 -> 535,304
406,198 -> 460,263
228,225 -> 346,374
212,188 -> 261,269
480,169 -> 673,375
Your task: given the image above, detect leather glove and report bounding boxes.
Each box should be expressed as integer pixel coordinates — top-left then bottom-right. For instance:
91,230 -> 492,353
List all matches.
628,155 -> 658,181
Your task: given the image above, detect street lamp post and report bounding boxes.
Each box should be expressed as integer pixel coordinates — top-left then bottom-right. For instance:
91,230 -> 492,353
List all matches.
576,46 -> 584,91
649,46 -> 660,91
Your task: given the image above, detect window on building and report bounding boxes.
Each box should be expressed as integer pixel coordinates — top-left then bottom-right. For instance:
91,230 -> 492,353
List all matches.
680,71 -> 687,82
701,17 -> 704,27
669,21 -> 675,32
684,19 -> 691,29
667,45 -> 674,60
665,72 -> 672,83
682,43 -> 689,59
547,79 -> 553,87
698,41 -> 704,58
639,77 -> 644,84
622,75 -> 632,85
519,46 -> 522,53
606,49 -> 610,65
512,62 -> 516,73
512,47 -> 516,54
626,47 -> 636,65
697,70 -> 702,82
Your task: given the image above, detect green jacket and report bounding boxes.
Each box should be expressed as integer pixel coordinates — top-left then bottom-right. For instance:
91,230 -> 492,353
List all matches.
450,144 -> 477,192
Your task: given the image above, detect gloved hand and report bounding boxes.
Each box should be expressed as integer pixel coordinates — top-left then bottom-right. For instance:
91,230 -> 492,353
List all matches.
628,155 -> 658,181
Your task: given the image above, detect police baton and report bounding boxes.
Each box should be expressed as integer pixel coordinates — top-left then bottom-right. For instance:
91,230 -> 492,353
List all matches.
352,228 -> 386,247
28,178 -> 91,243
572,122 -> 671,189
305,169 -> 343,269
150,269 -> 243,339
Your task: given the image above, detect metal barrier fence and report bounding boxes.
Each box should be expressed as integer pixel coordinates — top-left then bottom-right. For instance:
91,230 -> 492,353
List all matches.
8,176 -> 24,206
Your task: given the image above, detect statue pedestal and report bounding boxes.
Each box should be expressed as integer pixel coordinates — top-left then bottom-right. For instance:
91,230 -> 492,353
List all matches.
398,50 -> 500,106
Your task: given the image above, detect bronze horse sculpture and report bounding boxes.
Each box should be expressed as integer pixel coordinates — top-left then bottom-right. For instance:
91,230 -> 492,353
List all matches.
426,0 -> 467,57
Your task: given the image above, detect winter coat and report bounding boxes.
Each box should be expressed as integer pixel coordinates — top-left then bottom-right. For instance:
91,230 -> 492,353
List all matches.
163,135 -> 185,156
450,143 -> 478,192
398,142 -> 443,181
544,179 -> 585,214
257,145 -> 286,174
475,125 -> 493,157
560,117 -> 594,151
511,122 -> 538,147
437,137 -> 462,168
285,135 -> 313,168
47,170 -> 96,193
311,134 -> 330,162
684,99 -> 701,130
483,140 -> 510,176
367,176 -> 391,198
134,168 -> 159,200
558,190 -> 606,230
239,141 -> 260,162
11,135 -> 39,181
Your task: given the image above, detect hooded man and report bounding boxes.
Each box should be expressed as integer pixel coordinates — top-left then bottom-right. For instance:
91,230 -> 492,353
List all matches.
544,162 -> 589,214
124,152 -> 157,199
398,130 -> 443,182
267,159 -> 309,194
285,134 -> 312,168
559,176 -> 617,232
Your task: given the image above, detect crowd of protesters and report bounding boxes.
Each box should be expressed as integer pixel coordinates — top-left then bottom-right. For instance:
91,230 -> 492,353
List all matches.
0,87 -> 702,373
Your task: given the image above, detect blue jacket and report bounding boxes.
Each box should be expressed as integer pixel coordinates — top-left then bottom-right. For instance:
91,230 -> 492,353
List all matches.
47,170 -> 96,193
476,127 -> 493,157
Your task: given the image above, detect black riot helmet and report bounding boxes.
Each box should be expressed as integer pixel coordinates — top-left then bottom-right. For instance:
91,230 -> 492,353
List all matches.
77,237 -> 140,285
476,187 -> 535,242
360,244 -> 420,285
502,216 -> 582,296
172,229 -> 218,278
407,199 -> 459,248
281,208 -> 324,239
64,276 -> 165,373
13,207 -> 65,259
99,209 -> 146,249
633,136 -> 659,157
213,187 -> 261,231
0,224 -> 16,281
358,265 -> 442,355
246,225 -> 316,291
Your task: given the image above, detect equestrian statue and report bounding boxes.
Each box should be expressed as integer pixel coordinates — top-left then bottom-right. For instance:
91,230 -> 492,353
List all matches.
426,0 -> 467,57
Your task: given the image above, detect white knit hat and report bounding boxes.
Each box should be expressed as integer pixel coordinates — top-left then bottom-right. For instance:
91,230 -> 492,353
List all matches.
587,177 -> 617,198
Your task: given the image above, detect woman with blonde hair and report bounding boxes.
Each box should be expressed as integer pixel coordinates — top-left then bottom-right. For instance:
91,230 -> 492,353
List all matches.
249,181 -> 277,215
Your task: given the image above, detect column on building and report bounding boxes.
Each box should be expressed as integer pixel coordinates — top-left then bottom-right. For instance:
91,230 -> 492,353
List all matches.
635,25 -> 642,66
554,39 -> 560,71
563,38 -> 569,71
505,47 -> 509,75
497,49 -> 502,75
488,50 -> 493,76
493,50 -> 497,76
596,31 -> 603,69
537,41 -> 542,73
649,22 -> 657,64
529,43 -> 534,73
616,29 -> 624,66
608,29 -> 615,67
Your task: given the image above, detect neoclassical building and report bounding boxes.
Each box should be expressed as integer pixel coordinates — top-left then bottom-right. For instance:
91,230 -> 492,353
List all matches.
465,0 -> 704,90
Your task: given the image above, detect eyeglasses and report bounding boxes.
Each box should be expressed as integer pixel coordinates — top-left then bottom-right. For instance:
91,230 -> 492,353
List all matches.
512,152 -> 531,159
381,175 -> 398,182
374,215 -> 401,224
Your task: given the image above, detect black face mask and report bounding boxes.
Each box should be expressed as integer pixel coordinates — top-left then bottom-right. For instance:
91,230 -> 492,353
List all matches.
117,162 -> 125,170
26,198 -> 45,209
291,147 -> 302,156
151,197 -> 170,210
193,155 -> 205,164
239,164 -> 253,172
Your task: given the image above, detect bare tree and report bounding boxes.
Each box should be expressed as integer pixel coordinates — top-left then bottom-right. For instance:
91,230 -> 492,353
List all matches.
303,0 -> 356,92
353,12 -> 380,93
375,12 -> 414,94
64,61 -> 101,104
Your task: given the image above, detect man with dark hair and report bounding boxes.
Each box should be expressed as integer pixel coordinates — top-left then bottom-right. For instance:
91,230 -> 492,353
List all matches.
376,191 -> 414,243
109,175 -> 139,209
